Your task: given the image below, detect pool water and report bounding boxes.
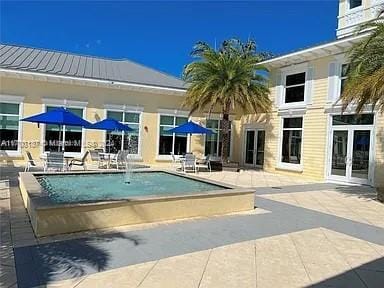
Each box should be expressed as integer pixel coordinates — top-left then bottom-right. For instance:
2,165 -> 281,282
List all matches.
38,172 -> 226,203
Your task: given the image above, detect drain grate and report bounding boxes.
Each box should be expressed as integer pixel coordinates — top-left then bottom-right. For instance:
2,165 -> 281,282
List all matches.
271,186 -> 283,189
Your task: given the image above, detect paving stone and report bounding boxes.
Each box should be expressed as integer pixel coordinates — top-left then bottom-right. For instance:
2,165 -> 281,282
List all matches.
140,251 -> 209,288
199,241 -> 256,288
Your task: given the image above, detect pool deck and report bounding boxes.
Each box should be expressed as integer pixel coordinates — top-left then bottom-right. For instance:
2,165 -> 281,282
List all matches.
1,165 -> 384,288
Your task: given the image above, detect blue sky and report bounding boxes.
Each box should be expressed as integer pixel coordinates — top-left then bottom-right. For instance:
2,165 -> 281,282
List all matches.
1,1 -> 338,77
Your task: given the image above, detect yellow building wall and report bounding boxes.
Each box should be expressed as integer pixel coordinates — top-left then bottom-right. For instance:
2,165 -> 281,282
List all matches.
375,112 -> 384,188
1,64 -> 383,186
0,76 -> 205,164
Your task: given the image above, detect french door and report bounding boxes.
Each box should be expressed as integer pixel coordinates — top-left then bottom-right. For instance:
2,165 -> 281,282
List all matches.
244,129 -> 265,168
329,127 -> 373,185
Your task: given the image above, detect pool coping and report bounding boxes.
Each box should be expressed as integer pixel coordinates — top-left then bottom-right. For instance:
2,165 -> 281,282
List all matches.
18,169 -> 255,237
19,169 -> 251,210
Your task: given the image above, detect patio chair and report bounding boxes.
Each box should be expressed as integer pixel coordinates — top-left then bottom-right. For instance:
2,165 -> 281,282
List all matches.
89,149 -> 105,168
182,153 -> 196,173
110,150 -> 127,170
45,152 -> 65,172
196,155 -> 211,173
69,151 -> 89,170
118,150 -> 130,169
170,152 -> 183,171
24,151 -> 41,172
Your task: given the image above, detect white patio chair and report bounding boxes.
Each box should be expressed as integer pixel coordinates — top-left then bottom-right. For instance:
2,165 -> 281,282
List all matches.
45,152 -> 65,172
196,155 -> 211,173
110,151 -> 128,170
24,151 -> 43,172
170,152 -> 183,171
182,154 -> 196,173
69,151 -> 89,170
89,149 -> 105,169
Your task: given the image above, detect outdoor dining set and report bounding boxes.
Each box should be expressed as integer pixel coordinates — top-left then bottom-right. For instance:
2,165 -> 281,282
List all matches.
21,107 -> 216,173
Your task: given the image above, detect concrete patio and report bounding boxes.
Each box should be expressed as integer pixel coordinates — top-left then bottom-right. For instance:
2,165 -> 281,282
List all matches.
0,165 -> 383,288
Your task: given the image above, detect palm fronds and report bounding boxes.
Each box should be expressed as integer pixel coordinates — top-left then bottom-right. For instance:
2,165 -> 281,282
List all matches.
341,10 -> 384,113
182,38 -> 272,161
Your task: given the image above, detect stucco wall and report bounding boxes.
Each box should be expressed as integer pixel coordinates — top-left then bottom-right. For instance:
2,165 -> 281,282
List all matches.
0,76 -> 206,164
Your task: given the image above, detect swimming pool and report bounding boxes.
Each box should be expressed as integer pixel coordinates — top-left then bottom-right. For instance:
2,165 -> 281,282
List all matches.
19,170 -> 255,237
37,172 -> 226,203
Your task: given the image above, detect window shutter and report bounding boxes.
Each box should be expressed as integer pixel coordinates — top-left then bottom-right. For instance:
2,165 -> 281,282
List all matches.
328,62 -> 338,102
275,71 -> 283,107
305,66 -> 314,104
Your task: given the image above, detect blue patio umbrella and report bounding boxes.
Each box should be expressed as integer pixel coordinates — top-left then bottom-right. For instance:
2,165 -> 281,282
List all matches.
87,118 -> 133,132
87,118 -> 134,153
21,107 -> 90,151
167,121 -> 214,153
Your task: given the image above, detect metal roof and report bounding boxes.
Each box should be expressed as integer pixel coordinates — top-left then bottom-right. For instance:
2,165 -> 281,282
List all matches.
0,44 -> 186,90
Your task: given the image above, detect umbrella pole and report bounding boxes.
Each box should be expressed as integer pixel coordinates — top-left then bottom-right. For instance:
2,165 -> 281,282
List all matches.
58,125 -> 62,152
109,133 -> 111,154
189,133 -> 191,153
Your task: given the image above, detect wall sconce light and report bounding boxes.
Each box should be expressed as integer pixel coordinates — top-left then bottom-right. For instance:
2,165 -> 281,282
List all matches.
144,126 -> 148,132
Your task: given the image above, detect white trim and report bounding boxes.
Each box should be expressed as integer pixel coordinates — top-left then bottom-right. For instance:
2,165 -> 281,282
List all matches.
279,68 -> 308,109
157,108 -> 189,116
41,103 -> 86,157
325,112 -> 376,186
42,98 -> 88,108
324,103 -> 375,114
346,0 -> 363,12
277,108 -> 307,117
0,95 -> 25,103
103,108 -> 143,156
156,111 -> 189,160
261,34 -> 367,68
242,128 -> 265,167
0,68 -> 186,96
104,104 -> 144,112
0,96 -> 24,156
277,116 -> 304,172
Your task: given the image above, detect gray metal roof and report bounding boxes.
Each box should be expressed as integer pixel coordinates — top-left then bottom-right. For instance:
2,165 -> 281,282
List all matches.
0,44 -> 186,90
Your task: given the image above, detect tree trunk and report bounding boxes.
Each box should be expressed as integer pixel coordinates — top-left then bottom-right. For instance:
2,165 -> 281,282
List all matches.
377,187 -> 384,203
221,103 -> 231,163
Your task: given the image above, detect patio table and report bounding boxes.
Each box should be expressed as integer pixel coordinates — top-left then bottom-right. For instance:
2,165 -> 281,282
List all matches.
40,154 -> 74,171
98,153 -> 116,169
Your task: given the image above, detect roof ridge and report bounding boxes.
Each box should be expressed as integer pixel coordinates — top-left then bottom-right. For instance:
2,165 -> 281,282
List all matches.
0,42 -> 183,82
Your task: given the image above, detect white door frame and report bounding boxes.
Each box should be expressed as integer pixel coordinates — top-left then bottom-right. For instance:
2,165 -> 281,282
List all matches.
327,124 -> 374,185
243,128 -> 265,168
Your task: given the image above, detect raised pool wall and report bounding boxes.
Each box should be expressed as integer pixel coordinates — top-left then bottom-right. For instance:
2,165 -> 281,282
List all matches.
18,171 -> 255,237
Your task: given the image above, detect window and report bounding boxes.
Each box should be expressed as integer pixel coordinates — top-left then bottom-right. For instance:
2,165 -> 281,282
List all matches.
205,119 -> 231,157
106,110 -> 140,154
332,114 -> 374,126
158,115 -> 188,155
281,117 -> 303,165
0,102 -> 20,151
44,106 -> 83,153
340,64 -> 348,96
349,0 -> 362,9
284,72 -> 306,103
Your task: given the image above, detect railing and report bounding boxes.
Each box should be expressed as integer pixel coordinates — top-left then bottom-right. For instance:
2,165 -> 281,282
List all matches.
337,1 -> 384,37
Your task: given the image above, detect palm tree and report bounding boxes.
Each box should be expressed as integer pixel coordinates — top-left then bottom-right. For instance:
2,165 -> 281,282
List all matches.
182,38 -> 272,162
341,10 -> 384,113
341,10 -> 384,202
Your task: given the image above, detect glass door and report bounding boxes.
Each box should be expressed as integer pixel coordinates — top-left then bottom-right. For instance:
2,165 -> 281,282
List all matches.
245,130 -> 255,166
244,129 -> 265,168
331,130 -> 349,179
351,130 -> 371,182
256,130 -> 265,166
329,128 -> 372,184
